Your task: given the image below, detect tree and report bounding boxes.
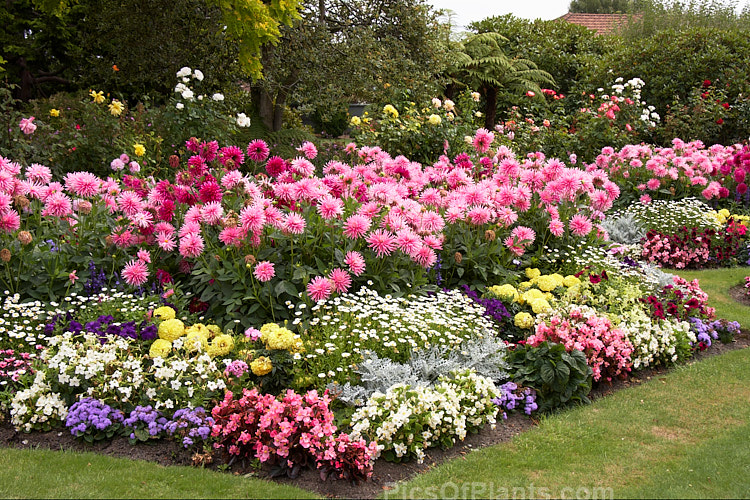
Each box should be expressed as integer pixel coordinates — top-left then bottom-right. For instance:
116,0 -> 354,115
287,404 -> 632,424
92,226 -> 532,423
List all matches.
569,0 -> 641,13
451,32 -> 554,129
252,0 -> 451,131
1,0 -> 302,101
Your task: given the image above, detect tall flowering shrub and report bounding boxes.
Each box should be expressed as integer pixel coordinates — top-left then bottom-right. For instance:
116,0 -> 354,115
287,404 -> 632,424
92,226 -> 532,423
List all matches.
526,305 -> 633,382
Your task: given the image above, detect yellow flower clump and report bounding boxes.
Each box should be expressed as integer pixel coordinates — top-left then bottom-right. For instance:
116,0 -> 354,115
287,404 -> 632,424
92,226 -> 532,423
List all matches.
251,356 -> 273,376
208,334 -> 235,357
535,275 -> 559,292
529,298 -> 552,315
184,330 -> 209,352
153,306 -> 176,321
488,284 -> 519,302
158,318 -> 185,341
261,323 -> 303,352
520,288 -> 545,305
514,312 -> 535,329
149,339 -> 173,358
525,268 -> 541,280
563,275 -> 581,288
383,104 -> 399,119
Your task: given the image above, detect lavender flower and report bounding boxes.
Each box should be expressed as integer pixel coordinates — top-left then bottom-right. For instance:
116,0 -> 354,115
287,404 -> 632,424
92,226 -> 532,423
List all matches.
492,382 -> 538,419
65,398 -> 124,439
164,407 -> 215,448
124,405 -> 169,441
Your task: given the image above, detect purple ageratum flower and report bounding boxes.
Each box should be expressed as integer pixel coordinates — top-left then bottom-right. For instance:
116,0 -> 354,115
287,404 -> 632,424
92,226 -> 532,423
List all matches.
492,382 -> 538,417
65,398 -> 124,438
124,405 -> 168,440
164,407 -> 215,448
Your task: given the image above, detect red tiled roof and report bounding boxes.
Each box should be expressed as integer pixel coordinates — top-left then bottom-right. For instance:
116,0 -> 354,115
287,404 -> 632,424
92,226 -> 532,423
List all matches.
555,13 -> 640,35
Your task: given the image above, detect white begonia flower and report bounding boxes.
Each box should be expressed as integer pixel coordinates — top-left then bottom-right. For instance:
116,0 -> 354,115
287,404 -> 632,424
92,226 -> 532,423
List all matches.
193,69 -> 204,81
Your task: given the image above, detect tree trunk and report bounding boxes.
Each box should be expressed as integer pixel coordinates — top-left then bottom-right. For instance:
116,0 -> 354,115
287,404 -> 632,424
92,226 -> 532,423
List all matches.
484,85 -> 497,129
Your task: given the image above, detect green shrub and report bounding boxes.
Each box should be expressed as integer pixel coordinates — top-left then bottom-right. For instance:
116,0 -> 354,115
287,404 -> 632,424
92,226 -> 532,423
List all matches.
508,341 -> 593,413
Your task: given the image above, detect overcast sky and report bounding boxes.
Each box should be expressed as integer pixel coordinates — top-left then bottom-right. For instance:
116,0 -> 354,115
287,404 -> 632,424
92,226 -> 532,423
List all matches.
425,0 -> 571,29
424,0 -> 750,30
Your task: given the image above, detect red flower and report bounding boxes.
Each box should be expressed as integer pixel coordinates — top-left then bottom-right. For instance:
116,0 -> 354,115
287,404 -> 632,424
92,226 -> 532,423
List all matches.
703,79 -> 712,88
716,118 -> 724,125
722,102 -> 730,109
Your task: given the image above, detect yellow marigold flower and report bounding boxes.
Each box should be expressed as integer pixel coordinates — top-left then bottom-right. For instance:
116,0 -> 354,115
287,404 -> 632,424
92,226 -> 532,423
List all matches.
184,331 -> 209,352
521,288 -> 545,305
719,208 -> 730,218
264,327 -> 303,352
514,312 -> 534,329
350,116 -> 362,126
108,99 -> 124,116
566,283 -> 581,296
207,324 -> 221,337
518,281 -> 533,291
536,275 -> 559,292
488,284 -> 519,302
186,323 -> 211,338
158,318 -> 185,341
149,339 -> 172,358
259,323 -> 280,343
530,298 -> 552,314
208,334 -> 235,357
563,275 -> 581,288
525,268 -> 541,280
251,356 -> 273,376
90,90 -> 105,104
383,104 -> 399,118
153,306 -> 176,321
133,143 -> 146,157
428,114 -> 441,125
49,108 -> 60,117
550,273 -> 565,287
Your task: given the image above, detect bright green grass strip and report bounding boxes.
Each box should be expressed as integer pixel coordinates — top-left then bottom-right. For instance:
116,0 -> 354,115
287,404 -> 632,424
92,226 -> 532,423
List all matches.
0,447 -> 320,499
672,267 -> 750,329
382,348 -> 750,499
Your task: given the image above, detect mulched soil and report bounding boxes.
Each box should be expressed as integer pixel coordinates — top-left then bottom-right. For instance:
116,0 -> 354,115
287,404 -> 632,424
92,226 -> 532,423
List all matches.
2,309 -> 749,498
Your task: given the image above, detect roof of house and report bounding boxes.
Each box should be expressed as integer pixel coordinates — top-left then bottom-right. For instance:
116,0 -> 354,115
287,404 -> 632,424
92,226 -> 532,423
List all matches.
555,12 -> 640,35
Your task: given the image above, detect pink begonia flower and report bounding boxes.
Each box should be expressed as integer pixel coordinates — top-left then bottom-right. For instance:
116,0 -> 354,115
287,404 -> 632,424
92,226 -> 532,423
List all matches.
19,117 -> 37,135
68,271 -> 78,283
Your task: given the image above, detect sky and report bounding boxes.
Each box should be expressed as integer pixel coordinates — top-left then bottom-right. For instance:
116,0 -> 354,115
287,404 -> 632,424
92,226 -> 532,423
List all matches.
425,0 -> 571,29
424,0 -> 750,30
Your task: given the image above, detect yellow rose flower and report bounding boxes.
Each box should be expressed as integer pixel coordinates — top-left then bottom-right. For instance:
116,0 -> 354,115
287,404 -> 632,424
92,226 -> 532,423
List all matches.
514,312 -> 534,329
383,104 -> 399,118
90,90 -> 105,104
49,108 -> 60,117
208,334 -> 235,357
251,356 -> 273,376
133,143 -> 146,157
153,306 -> 176,321
108,99 -> 124,116
158,318 -> 185,341
149,339 -> 172,358
350,116 -> 362,126
525,268 -> 541,280
428,114 -> 441,125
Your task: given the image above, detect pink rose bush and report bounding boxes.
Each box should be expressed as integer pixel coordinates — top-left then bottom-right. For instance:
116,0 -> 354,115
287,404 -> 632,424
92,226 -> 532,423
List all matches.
526,305 -> 634,382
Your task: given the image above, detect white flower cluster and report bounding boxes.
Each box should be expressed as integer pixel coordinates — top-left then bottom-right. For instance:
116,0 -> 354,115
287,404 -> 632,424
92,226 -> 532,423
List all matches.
10,371 -> 68,432
611,76 -> 659,127
0,291 -> 48,350
40,332 -> 227,414
619,308 -> 695,369
350,369 -> 498,464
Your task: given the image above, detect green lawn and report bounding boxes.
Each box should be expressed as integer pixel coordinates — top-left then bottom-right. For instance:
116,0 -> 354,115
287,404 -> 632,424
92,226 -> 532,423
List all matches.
673,267 -> 750,329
